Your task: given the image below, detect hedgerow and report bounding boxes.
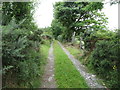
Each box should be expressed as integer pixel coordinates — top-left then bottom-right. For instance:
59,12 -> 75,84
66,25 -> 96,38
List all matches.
88,31 -> 119,88
2,19 -> 43,88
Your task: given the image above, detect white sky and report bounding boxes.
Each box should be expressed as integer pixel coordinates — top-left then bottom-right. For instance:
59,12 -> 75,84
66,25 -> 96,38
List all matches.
102,0 -> 118,30
33,0 -> 118,30
33,0 -> 62,28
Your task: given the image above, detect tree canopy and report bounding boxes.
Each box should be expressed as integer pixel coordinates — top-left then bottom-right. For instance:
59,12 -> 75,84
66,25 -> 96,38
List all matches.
52,2 -> 108,42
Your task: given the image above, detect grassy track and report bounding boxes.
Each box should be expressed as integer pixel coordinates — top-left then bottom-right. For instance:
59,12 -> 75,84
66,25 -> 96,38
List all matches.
65,45 -> 89,65
32,40 -> 51,87
64,44 -> 106,86
53,41 -> 88,88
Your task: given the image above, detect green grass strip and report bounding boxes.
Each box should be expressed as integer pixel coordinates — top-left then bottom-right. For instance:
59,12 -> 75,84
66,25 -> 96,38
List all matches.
65,45 -> 82,59
53,41 -> 89,88
32,40 -> 51,88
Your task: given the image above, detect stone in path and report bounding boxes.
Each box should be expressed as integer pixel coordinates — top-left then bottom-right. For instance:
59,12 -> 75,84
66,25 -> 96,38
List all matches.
41,43 -> 56,88
58,41 -> 106,88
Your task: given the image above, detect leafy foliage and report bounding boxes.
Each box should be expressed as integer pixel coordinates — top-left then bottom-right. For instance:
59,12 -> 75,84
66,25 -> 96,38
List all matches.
52,1 -> 119,88
2,2 -> 34,25
51,19 -> 63,39
2,18 -> 43,88
53,2 -> 106,42
2,2 -> 44,88
88,31 -> 119,88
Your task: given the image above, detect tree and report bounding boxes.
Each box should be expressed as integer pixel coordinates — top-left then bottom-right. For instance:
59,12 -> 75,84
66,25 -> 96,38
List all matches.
53,2 -> 80,41
54,2 -> 107,41
53,2 -> 107,44
110,0 -> 120,5
2,2 -> 43,88
2,2 -> 34,27
51,19 -> 64,39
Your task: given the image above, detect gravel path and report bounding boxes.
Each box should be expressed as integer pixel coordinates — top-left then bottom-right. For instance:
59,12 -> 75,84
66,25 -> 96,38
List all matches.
58,41 -> 106,88
41,42 -> 56,88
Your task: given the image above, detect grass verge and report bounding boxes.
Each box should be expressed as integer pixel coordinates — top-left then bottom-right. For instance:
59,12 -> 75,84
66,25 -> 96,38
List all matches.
53,41 -> 88,88
64,44 -> 82,59
32,40 -> 51,88
64,44 -> 106,87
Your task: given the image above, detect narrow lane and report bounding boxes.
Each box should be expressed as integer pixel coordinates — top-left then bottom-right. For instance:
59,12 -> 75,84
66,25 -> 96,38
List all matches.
41,42 -> 56,88
58,41 -> 106,88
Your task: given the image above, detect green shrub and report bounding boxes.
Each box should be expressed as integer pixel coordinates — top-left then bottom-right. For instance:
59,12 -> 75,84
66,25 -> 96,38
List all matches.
88,36 -> 119,88
18,58 -> 40,86
2,27 -> 29,66
2,19 -> 42,88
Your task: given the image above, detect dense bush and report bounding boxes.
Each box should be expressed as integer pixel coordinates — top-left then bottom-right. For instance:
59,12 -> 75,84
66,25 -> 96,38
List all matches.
2,19 -> 42,88
88,32 -> 119,88
1,2 -> 45,88
82,29 -> 116,51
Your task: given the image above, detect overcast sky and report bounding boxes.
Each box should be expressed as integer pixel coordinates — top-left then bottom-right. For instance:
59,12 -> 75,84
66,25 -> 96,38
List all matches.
33,0 -> 118,30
